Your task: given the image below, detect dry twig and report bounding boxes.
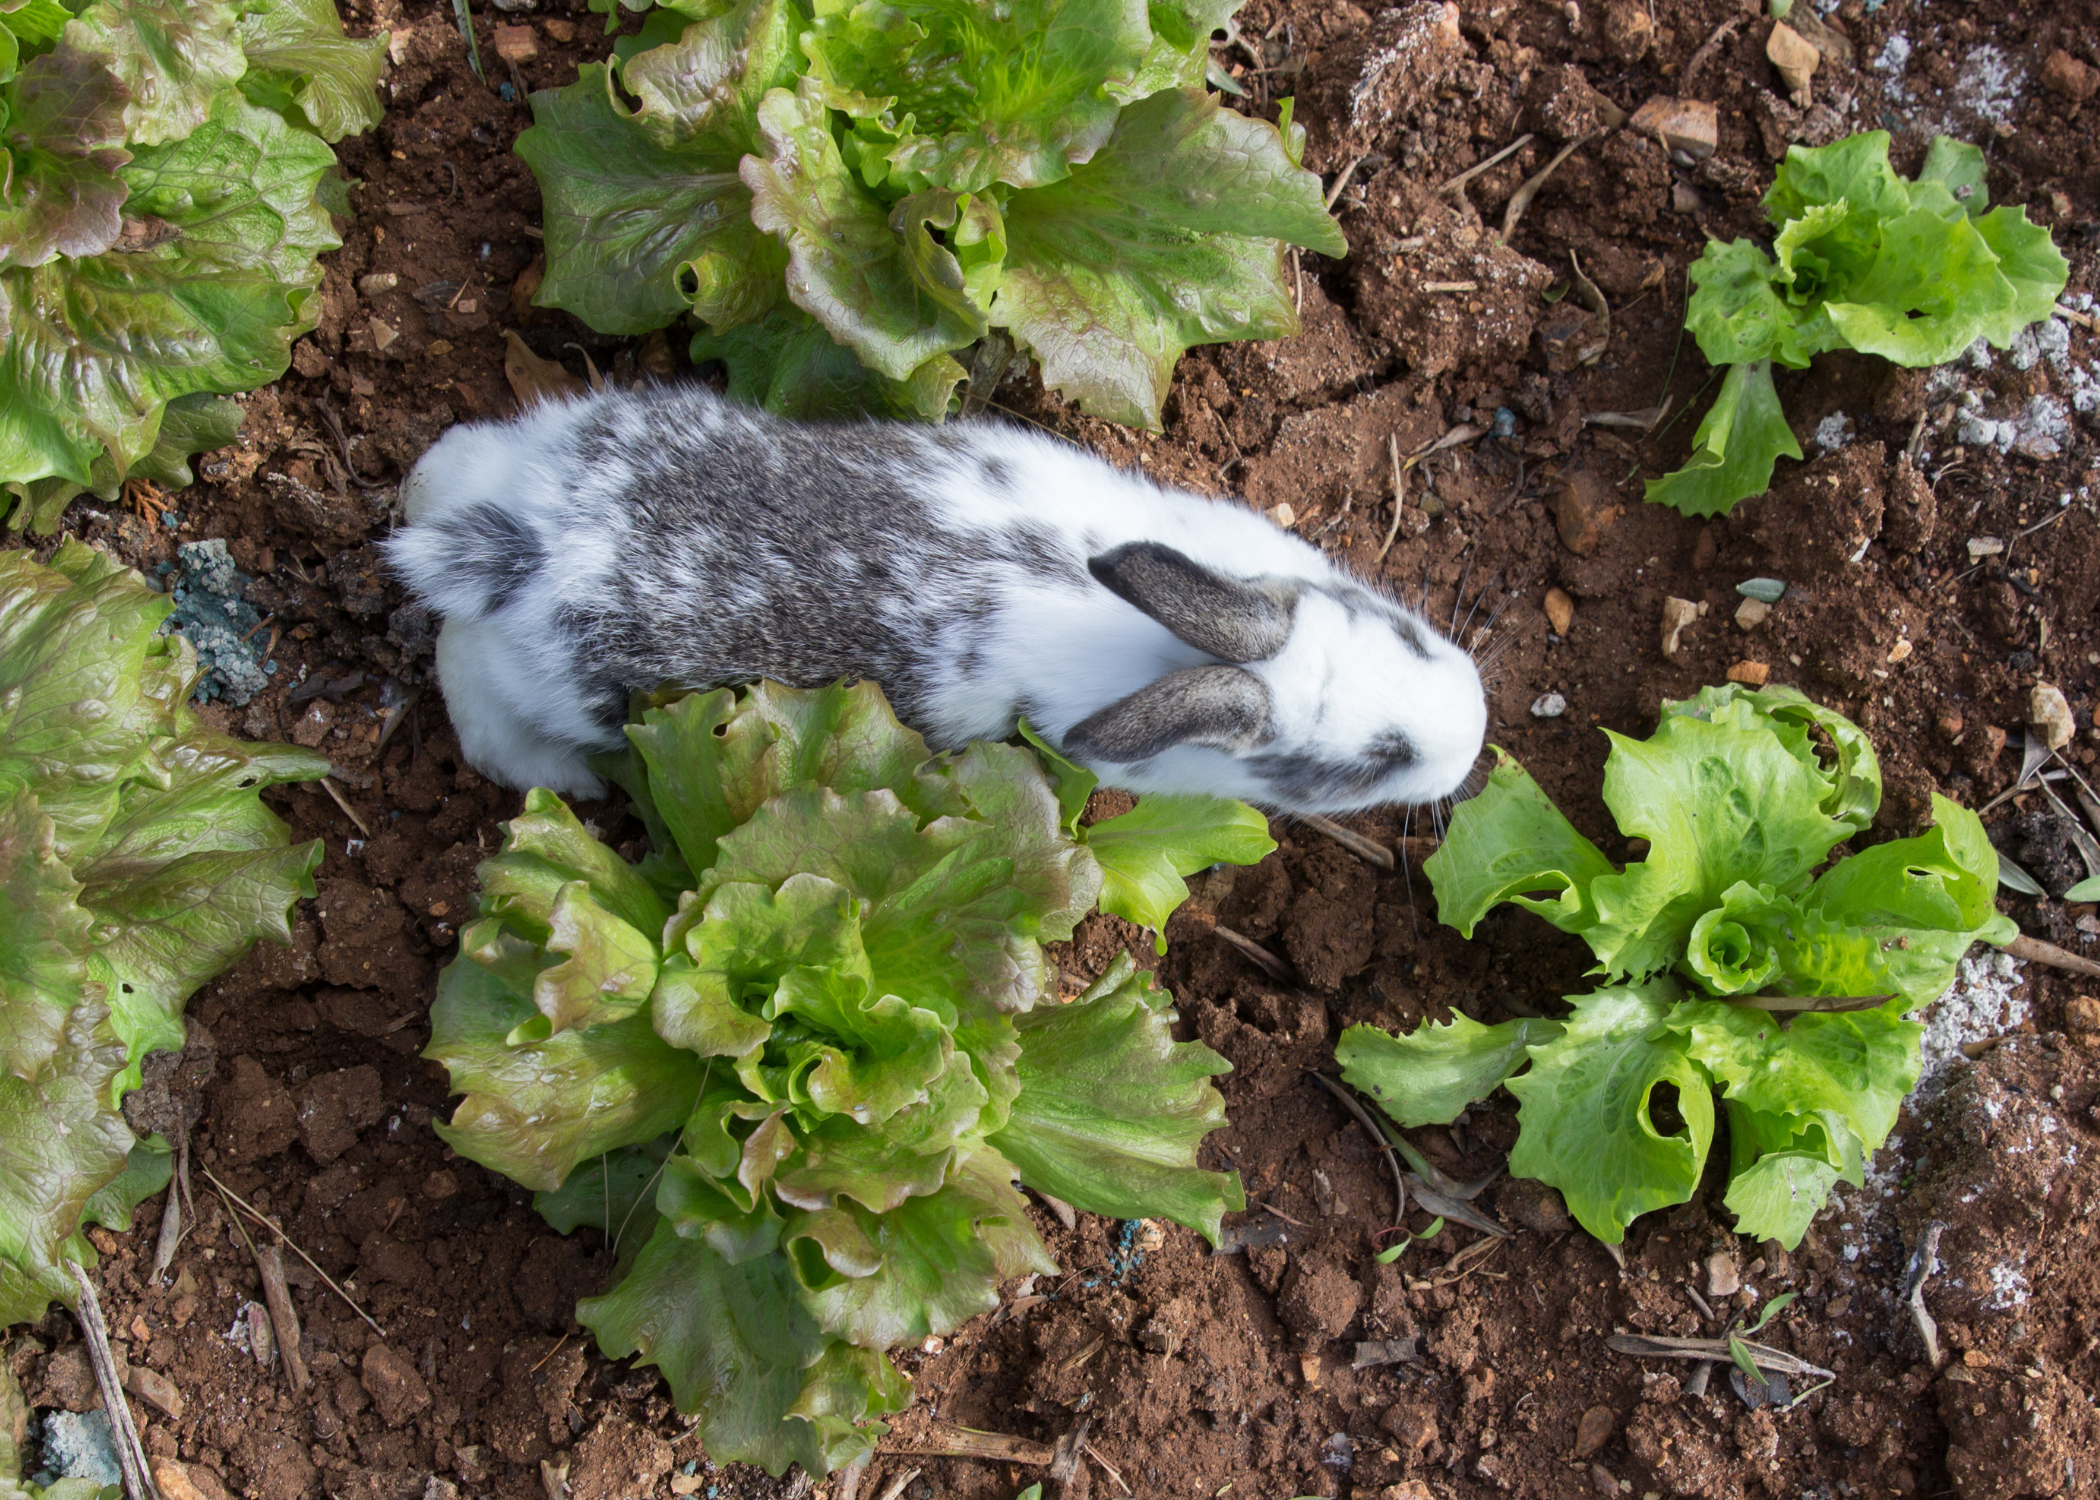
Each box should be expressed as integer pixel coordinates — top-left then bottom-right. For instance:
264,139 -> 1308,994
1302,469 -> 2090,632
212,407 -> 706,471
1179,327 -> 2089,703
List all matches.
2005,933 -> 2100,979
318,776 -> 373,837
68,1264 -> 161,1500
1501,131 -> 1597,242
1298,813 -> 1395,869
201,1165 -> 385,1335
1904,1222 -> 1948,1368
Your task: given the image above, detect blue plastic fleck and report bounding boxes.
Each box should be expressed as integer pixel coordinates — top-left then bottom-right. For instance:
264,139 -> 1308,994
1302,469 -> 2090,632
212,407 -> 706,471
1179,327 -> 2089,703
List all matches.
499,80 -> 515,101
1493,407 -> 1517,439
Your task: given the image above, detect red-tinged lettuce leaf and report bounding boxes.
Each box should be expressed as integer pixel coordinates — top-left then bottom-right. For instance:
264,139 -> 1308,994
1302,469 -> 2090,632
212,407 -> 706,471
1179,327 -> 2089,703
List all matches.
234,0 -> 386,143
802,0 -> 1152,193
427,938 -> 708,1192
743,78 -> 986,382
0,92 -> 338,516
1503,979 -> 1714,1244
515,59 -> 786,337
790,1148 -> 1055,1349
65,0 -> 246,147
771,1056 -> 989,1213
1337,1012 -> 1567,1129
577,1214 -> 904,1477
989,954 -> 1242,1244
991,87 -> 1346,428
482,787 -> 672,943
689,307 -> 965,421
0,44 -> 131,271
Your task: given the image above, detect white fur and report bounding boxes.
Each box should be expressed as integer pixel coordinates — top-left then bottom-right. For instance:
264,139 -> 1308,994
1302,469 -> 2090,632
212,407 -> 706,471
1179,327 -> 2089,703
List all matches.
388,387 -> 1487,813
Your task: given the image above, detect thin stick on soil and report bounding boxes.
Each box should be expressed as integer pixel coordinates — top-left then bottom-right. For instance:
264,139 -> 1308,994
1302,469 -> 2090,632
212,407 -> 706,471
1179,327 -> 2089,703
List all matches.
903,1426 -> 1055,1464
1083,1441 -> 1133,1496
1378,434 -> 1409,561
2004,933 -> 2100,979
1500,130 -> 1595,243
873,1469 -> 921,1500
1324,153 -> 1368,211
1304,1072 -> 1408,1227
1680,14 -> 1742,86
200,1165 -> 385,1336
1436,132 -> 1535,197
1904,1221 -> 1948,1368
256,1245 -> 310,1395
67,1264 -> 161,1500
1298,813 -> 1395,869
153,1134 -> 189,1281
318,776 -> 373,837
1179,908 -> 1294,982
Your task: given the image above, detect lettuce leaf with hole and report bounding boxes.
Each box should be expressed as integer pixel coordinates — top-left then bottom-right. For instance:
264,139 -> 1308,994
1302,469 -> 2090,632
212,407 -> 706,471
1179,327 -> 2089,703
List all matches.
65,0 -> 246,148
1649,131 -> 2068,518
431,682 -> 1250,1474
1383,683 -> 2013,1247
0,541 -> 324,1321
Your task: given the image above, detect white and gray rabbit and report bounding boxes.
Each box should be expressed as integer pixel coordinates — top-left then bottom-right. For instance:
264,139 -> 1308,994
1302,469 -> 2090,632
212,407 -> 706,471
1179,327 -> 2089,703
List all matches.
383,383 -> 1487,814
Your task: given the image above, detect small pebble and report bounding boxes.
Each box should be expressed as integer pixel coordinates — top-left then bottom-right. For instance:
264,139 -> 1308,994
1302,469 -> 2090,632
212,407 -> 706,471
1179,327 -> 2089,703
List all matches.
1265,503 -> 1296,528
1544,586 -> 1575,635
1938,711 -> 1965,739
1706,1251 -> 1741,1298
1966,536 -> 2005,562
357,272 -> 398,296
369,316 -> 398,351
1574,1405 -> 1616,1459
1660,597 -> 1699,661
2030,683 -> 2076,750
1532,692 -> 1569,719
1736,578 -> 1786,603
1734,598 -> 1769,631
1887,638 -> 1913,665
1727,660 -> 1770,686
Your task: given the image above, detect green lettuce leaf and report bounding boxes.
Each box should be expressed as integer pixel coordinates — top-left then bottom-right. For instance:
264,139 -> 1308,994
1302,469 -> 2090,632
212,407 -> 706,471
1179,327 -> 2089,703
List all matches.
1336,1012 -> 1565,1128
802,0 -> 1152,193
1424,747 -> 1616,941
0,541 -> 321,1319
1083,791 -> 1276,940
65,0 -> 245,148
578,1214 -> 903,1479
992,86 -> 1344,428
1643,359 -> 1802,518
1674,998 -> 1918,1163
235,0 -> 387,143
1720,1102 -> 1860,1249
1653,130 -> 2067,519
743,78 -> 986,381
516,61 -> 786,337
1505,980 -> 1714,1244
690,307 -> 965,420
990,954 -> 1243,1244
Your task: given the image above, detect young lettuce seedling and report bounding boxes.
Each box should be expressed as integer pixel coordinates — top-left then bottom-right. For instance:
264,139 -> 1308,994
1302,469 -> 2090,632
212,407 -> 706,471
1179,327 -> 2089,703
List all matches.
1337,683 -> 2015,1249
1648,132 -> 2067,518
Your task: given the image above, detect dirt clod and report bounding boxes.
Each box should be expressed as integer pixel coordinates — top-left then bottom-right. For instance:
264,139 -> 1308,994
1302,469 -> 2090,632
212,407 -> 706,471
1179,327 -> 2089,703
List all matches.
360,1343 -> 433,1427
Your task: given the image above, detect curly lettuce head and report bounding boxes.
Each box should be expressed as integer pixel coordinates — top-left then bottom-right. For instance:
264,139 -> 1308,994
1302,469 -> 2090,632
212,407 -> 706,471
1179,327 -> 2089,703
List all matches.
429,682 -> 1242,1475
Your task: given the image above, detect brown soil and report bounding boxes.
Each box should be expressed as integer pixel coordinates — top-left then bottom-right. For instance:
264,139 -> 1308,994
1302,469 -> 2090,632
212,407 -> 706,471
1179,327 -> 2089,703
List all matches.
13,1 -> 2100,1499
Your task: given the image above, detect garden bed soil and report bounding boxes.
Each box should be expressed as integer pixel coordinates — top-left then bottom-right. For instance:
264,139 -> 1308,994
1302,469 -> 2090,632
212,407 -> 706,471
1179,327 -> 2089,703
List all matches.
12,0 -> 2100,1498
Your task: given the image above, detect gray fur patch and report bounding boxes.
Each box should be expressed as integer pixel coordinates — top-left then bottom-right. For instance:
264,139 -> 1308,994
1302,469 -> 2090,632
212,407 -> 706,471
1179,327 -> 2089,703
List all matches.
1062,664 -> 1274,762
1088,542 -> 1296,663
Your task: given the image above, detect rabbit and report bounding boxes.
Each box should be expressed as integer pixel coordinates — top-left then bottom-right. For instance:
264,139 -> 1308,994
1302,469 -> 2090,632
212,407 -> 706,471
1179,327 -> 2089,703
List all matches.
383,382 -> 1488,815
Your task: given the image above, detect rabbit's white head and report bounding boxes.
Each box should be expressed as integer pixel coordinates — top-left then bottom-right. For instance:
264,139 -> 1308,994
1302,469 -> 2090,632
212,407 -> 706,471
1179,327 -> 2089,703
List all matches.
1057,543 -> 1487,815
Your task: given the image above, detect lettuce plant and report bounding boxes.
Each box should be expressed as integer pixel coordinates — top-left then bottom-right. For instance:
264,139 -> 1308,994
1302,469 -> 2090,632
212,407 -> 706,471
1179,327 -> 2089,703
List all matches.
0,0 -> 386,534
1337,684 -> 2015,1248
1,540 -> 326,1323
1648,132 -> 2067,517
426,681 -> 1256,1475
514,0 -> 1345,428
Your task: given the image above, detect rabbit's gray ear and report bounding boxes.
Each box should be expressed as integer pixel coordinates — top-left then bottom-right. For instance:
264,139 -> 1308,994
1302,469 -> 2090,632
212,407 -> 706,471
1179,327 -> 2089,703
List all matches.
1062,665 -> 1273,763
1088,542 -> 1295,663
